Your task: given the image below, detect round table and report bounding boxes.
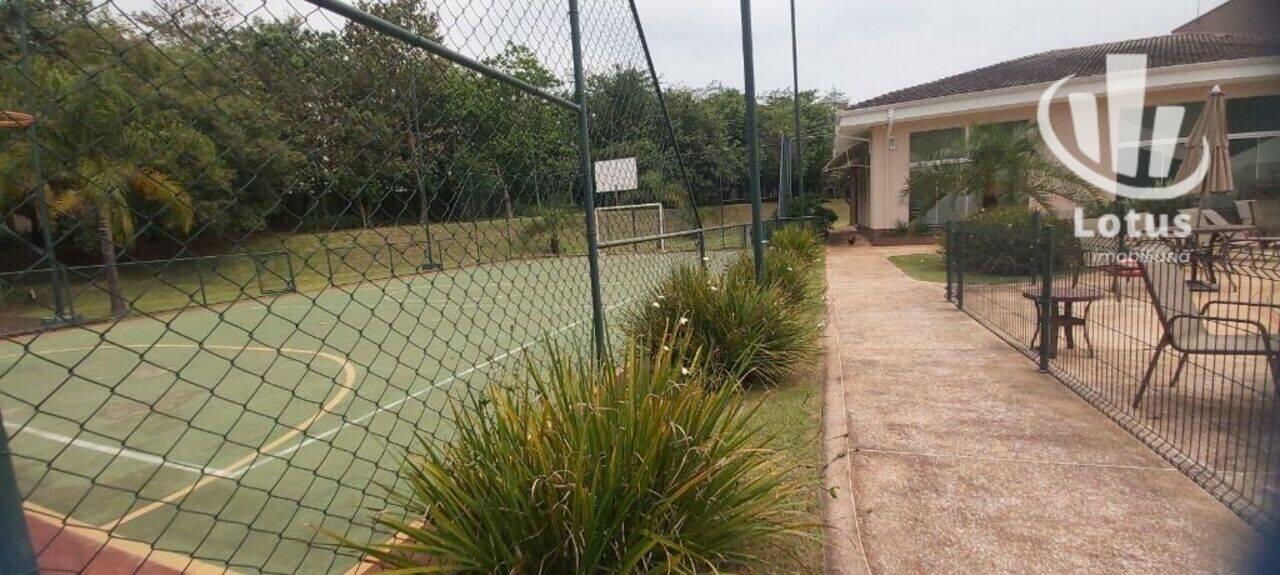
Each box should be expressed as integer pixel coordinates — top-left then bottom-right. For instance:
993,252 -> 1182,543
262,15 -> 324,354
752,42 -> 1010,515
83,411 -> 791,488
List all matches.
1020,286 -> 1107,358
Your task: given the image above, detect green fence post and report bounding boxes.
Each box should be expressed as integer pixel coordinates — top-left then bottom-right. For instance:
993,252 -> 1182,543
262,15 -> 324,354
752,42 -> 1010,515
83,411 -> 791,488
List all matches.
739,0 -> 766,283
16,0 -> 72,326
0,411 -> 37,574
789,0 -> 804,214
1037,215 -> 1053,372
944,222 -> 953,302
956,222 -> 965,310
697,230 -> 707,270
569,0 -> 607,361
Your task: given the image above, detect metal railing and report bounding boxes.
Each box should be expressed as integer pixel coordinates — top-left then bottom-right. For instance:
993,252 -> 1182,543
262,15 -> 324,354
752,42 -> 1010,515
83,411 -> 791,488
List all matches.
947,215 -> 1280,531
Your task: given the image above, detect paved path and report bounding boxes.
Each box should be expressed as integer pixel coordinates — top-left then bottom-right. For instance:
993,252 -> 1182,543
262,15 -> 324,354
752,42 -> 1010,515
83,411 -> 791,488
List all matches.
823,243 -> 1258,575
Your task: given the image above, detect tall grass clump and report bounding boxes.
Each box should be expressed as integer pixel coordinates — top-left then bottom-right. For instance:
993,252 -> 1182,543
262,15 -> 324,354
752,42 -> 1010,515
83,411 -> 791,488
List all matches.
337,338 -> 808,573
767,225 -> 824,265
725,250 -> 822,317
627,266 -> 820,388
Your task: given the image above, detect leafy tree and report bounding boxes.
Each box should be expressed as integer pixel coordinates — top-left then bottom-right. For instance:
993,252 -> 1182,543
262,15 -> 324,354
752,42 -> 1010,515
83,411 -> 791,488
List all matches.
52,160 -> 192,317
903,122 -> 1096,219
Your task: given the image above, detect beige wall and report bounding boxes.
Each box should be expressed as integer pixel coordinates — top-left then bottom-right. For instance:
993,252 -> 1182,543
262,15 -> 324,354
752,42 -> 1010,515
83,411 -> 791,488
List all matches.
1174,0 -> 1279,38
859,77 -> 1280,230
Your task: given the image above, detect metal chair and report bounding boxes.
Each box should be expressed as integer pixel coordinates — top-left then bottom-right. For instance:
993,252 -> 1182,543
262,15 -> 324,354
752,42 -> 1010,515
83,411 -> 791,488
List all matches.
1134,260 -> 1280,407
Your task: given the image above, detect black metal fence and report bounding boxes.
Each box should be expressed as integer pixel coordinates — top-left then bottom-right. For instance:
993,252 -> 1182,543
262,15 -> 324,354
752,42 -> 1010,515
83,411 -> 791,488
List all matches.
947,214 -> 1280,531
0,0 -> 778,572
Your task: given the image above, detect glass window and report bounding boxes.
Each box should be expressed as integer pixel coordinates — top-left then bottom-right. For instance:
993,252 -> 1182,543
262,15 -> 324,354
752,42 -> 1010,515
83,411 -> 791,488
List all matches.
1232,136 -> 1280,199
909,128 -> 964,164
1228,95 -> 1280,134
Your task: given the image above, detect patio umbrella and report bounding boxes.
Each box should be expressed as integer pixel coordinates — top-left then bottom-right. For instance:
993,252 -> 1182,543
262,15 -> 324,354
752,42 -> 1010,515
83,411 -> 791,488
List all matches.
1175,85 -> 1233,223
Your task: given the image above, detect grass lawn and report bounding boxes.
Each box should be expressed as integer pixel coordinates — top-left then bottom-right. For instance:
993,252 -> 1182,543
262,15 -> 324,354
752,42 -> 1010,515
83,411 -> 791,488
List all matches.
889,252 -> 1027,286
888,252 -> 948,283
743,365 -> 824,574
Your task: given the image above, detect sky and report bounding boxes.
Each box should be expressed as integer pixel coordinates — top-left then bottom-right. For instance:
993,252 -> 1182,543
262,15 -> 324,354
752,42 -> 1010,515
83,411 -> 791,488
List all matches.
634,0 -> 1231,105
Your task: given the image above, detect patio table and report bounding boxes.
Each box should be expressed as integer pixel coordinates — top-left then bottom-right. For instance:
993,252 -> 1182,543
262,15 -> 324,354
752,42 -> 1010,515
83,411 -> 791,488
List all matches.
1021,286 -> 1107,358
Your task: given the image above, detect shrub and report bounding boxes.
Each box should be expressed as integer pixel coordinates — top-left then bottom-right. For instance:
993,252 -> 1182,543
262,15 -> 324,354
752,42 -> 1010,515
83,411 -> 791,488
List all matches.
726,251 -> 821,317
782,194 -> 838,234
338,338 -> 808,573
767,225 -> 823,266
626,265 -> 820,388
944,206 -> 1081,276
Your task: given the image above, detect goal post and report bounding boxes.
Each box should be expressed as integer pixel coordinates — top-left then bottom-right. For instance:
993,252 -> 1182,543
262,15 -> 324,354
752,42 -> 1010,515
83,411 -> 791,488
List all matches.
595,203 -> 665,251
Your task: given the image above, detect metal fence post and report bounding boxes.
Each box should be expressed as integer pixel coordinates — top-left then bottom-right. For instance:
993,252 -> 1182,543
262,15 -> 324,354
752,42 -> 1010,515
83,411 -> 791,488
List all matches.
788,0 -> 804,214
944,222 -> 953,302
16,0 -> 73,325
0,411 -> 38,575
956,222 -> 965,310
739,0 -> 766,283
697,231 -> 707,270
1038,215 -> 1053,372
569,0 -> 607,361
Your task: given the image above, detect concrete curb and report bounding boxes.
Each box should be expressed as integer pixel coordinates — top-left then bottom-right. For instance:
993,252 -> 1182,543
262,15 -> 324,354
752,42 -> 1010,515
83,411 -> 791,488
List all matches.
821,312 -> 872,575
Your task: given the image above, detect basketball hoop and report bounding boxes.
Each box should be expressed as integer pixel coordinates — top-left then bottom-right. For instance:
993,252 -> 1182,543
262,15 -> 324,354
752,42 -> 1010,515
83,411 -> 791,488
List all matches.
0,110 -> 35,129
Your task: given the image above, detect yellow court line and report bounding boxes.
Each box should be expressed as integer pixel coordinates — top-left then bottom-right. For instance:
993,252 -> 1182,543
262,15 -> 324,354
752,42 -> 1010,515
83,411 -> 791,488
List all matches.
38,342 -> 362,531
24,501 -> 237,574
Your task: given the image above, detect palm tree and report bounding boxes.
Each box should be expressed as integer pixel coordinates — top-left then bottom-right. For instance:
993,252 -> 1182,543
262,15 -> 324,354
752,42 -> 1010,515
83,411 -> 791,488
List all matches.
903,122 -> 1095,220
519,203 -> 579,255
52,159 -> 193,318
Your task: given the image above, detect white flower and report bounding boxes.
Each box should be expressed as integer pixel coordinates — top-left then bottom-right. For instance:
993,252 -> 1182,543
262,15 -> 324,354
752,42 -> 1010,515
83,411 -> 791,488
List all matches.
657,294 -> 665,299
787,266 -> 794,271
710,286 -> 718,292
662,345 -> 671,351
681,366 -> 691,375
678,316 -> 689,325
652,301 -> 661,308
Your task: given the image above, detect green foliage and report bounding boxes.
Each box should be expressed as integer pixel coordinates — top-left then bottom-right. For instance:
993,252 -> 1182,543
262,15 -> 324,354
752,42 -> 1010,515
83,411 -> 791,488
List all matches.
903,122 -> 1097,216
337,338 -> 809,573
726,250 -> 822,318
782,193 -> 838,234
767,225 -> 824,266
627,263 -> 821,388
947,206 -> 1081,276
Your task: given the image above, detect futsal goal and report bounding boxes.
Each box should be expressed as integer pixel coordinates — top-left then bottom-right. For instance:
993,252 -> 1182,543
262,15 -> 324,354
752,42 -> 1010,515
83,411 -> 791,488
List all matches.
596,203 -> 665,251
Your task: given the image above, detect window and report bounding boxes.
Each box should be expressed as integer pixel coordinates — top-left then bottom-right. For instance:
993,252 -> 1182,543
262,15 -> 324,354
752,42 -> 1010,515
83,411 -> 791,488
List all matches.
1117,95 -> 1279,194
909,128 -> 965,165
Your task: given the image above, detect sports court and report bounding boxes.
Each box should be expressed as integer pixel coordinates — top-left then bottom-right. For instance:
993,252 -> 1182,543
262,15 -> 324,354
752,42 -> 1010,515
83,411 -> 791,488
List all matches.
0,245 -> 741,573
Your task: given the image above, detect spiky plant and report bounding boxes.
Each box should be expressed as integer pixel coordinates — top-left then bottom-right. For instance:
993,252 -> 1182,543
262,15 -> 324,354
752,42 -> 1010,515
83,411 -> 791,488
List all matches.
766,225 -> 824,267
726,250 -> 822,318
337,336 -> 810,573
627,266 -> 820,388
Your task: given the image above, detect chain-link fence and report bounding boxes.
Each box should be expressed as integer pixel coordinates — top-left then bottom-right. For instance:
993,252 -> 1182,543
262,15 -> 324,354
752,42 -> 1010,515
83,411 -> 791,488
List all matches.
0,0 -> 765,571
947,212 -> 1280,531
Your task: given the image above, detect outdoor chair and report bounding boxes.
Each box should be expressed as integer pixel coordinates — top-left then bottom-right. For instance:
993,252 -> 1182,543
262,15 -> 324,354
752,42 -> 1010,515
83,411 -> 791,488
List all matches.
1134,260 -> 1280,407
1074,219 -> 1141,298
1236,199 -> 1256,227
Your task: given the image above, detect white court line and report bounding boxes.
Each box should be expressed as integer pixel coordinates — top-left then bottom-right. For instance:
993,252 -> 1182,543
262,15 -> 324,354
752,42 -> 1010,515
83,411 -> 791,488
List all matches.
239,299 -> 633,474
3,422 -> 237,478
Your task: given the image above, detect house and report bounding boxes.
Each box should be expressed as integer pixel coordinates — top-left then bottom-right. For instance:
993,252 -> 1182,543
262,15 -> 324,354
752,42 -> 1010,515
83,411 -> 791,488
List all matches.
830,0 -> 1280,242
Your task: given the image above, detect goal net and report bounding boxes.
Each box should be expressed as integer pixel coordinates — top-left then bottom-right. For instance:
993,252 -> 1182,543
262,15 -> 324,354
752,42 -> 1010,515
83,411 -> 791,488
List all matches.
596,203 -> 665,250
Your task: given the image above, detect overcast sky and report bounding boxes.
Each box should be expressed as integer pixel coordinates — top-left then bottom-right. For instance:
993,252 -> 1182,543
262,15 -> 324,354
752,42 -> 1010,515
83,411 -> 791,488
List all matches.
634,0 -> 1230,105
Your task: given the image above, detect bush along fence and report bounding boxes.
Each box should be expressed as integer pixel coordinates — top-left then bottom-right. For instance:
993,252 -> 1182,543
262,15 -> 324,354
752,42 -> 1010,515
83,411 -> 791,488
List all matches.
945,211 -> 1280,531
0,0 -> 817,572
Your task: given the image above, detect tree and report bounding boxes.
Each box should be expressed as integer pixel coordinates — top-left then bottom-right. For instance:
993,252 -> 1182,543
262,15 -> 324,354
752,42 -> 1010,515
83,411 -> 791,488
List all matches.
52,160 -> 193,317
519,204 -> 578,256
903,122 -> 1096,219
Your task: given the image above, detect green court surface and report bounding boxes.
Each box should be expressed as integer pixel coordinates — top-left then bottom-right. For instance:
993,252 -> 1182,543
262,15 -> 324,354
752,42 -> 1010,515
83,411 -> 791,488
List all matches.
0,246 -> 742,573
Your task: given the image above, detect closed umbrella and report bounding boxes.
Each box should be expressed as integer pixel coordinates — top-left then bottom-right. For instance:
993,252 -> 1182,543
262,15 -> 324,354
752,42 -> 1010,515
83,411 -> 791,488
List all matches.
1176,85 -> 1234,224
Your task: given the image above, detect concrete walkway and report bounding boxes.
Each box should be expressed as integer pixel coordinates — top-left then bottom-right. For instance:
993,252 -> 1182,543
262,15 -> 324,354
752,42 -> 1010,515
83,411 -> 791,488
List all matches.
823,243 -> 1258,575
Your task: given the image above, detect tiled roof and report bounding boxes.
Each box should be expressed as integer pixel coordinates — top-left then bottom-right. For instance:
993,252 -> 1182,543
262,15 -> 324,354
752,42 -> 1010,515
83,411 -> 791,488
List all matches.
848,33 -> 1280,110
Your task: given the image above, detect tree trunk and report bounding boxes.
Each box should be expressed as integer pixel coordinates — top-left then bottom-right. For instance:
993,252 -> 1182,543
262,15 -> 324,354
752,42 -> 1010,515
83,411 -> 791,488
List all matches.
98,205 -> 127,318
